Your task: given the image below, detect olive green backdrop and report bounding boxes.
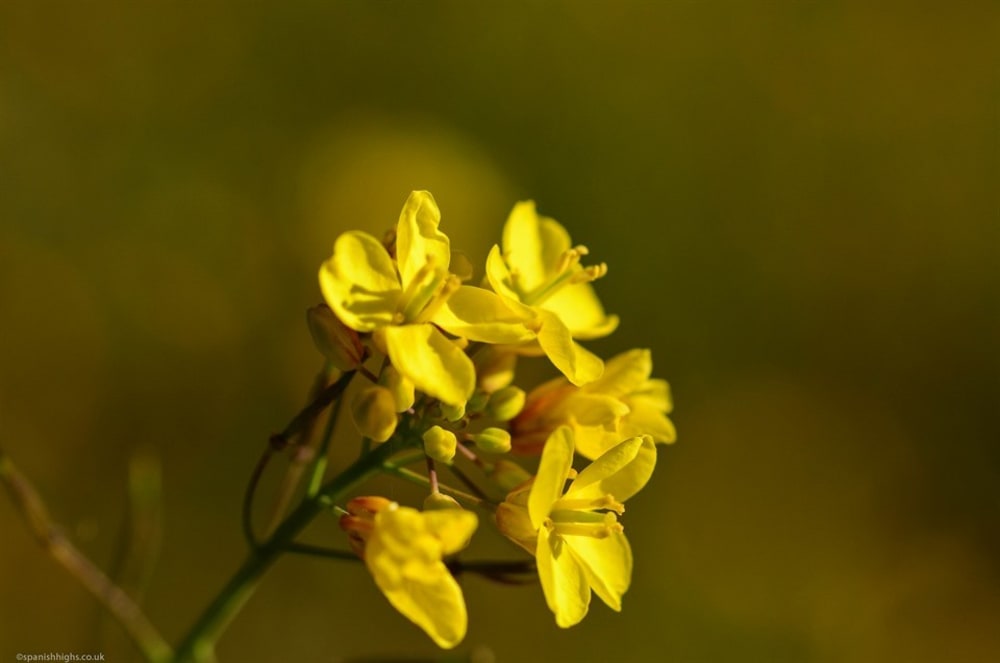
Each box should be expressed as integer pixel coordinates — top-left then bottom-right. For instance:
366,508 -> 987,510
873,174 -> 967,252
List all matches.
1,2 -> 997,662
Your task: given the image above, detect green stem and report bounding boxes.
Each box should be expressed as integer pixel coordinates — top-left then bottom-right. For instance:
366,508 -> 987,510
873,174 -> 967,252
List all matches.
306,384 -> 345,498
383,464 -> 489,509
172,438 -> 408,662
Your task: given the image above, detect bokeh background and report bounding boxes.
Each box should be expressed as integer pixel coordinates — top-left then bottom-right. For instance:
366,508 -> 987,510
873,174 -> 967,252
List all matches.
1,2 -> 997,662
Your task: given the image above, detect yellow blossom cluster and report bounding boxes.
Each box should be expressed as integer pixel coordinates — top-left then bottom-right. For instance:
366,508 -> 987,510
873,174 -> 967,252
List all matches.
313,191 -> 675,647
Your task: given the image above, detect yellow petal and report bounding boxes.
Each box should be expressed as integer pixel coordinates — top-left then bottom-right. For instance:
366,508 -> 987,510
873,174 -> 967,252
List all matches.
485,244 -> 521,302
536,310 -> 604,386
562,393 -> 629,428
541,283 -> 619,340
537,526 -> 590,628
380,365 -> 415,413
384,324 -> 474,407
494,502 -> 537,554
623,400 -> 677,444
395,191 -> 451,292
564,529 -> 632,611
433,285 -> 535,344
319,231 -> 401,332
633,378 -> 673,413
528,426 -> 575,529
365,506 -> 469,649
571,426 -> 620,461
585,349 -> 652,398
501,202 -> 571,294
565,435 -> 656,503
422,508 -> 479,556
376,564 -> 468,649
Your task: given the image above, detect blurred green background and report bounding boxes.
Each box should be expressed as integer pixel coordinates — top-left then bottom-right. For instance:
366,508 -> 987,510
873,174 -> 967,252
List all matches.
1,1 -> 997,661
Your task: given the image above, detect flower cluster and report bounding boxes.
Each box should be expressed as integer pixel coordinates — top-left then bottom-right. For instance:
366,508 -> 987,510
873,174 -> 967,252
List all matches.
313,191 -> 675,648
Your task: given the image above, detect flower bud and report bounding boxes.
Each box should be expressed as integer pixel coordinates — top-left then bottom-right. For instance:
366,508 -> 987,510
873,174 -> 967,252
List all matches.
351,386 -> 398,442
475,348 -> 517,393
471,427 -> 512,454
486,386 -> 526,422
423,425 -> 457,463
307,304 -> 365,371
380,365 -> 414,413
423,493 -> 462,511
440,401 -> 465,423
465,391 -> 490,414
340,496 -> 395,557
483,459 -> 532,493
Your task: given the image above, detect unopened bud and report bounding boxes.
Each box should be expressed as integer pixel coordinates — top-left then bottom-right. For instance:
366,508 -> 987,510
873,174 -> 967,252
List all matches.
423,425 -> 457,463
475,348 -> 517,393
380,365 -> 414,413
465,391 -> 490,414
307,304 -> 365,371
423,493 -> 462,511
440,401 -> 465,423
483,459 -> 533,492
351,386 -> 398,443
486,386 -> 526,422
340,496 -> 395,557
471,427 -> 512,454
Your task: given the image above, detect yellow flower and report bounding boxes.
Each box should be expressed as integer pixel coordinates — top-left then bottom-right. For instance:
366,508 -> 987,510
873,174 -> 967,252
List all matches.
319,191 -> 531,406
485,201 -> 619,385
495,427 -> 656,627
341,497 -> 478,649
511,349 -> 676,459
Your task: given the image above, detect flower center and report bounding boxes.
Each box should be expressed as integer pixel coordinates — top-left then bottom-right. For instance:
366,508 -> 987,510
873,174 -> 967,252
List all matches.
521,245 -> 608,306
546,510 -> 623,539
398,255 -> 458,323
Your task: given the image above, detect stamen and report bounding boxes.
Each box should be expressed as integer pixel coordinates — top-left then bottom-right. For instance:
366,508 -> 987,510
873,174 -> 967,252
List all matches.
553,494 -> 625,515
398,255 -> 448,322
522,245 -> 607,306
554,245 -> 588,274
570,263 -> 608,284
548,514 -> 624,539
412,274 -> 461,324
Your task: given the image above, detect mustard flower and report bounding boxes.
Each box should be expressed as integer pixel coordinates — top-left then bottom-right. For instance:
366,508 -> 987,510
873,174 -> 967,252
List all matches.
495,427 -> 656,627
485,201 -> 618,385
511,348 -> 675,459
341,497 -> 478,649
320,191 -> 531,406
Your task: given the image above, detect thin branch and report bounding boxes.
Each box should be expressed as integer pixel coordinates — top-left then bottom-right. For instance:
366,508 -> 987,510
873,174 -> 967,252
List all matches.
264,364 -> 332,535
270,370 -> 355,449
241,446 -> 275,548
245,369 -> 356,547
382,464 -> 487,508
0,449 -> 172,663
444,462 -> 492,503
284,542 -> 359,561
306,381 -> 346,498
426,456 -> 439,494
448,558 -> 537,583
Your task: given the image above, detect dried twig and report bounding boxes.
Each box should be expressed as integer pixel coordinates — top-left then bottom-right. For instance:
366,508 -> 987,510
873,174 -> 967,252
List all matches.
0,449 -> 172,663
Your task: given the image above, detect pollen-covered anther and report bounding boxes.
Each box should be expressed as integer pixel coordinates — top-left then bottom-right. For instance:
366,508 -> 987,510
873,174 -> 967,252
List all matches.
571,262 -> 608,284
555,245 -> 589,274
